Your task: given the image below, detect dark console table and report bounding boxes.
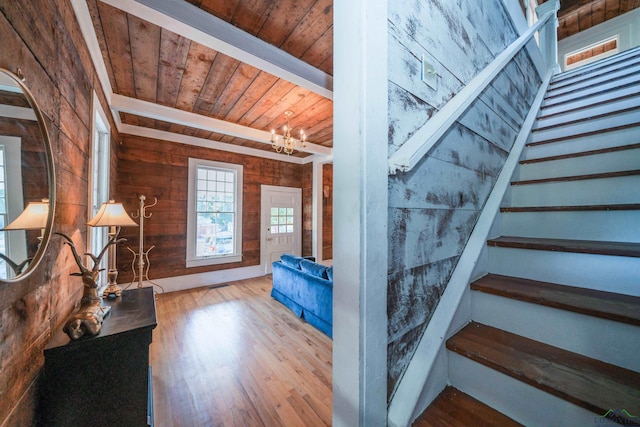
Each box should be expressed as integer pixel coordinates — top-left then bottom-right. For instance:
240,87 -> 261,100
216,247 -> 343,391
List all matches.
40,287 -> 157,426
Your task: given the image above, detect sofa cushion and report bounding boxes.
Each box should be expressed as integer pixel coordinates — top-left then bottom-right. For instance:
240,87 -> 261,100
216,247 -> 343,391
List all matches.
280,253 -> 302,269
326,265 -> 333,281
300,258 -> 329,279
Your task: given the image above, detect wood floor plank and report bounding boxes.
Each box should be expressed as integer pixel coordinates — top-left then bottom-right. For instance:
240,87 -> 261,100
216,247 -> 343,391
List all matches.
471,274 -> 640,326
413,386 -> 523,427
149,276 -> 332,426
447,323 -> 640,422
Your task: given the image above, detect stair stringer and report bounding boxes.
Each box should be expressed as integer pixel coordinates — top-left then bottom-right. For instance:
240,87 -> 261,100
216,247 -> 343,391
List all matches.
386,70 -> 555,427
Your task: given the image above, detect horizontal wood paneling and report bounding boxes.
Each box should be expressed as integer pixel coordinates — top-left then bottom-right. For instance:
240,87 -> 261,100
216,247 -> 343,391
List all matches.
0,0 -> 120,424
386,0 -> 543,400
115,134 -> 307,282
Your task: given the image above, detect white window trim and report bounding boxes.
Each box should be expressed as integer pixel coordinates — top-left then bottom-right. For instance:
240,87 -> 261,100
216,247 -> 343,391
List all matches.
88,91 -> 111,285
563,35 -> 619,71
186,158 -> 243,267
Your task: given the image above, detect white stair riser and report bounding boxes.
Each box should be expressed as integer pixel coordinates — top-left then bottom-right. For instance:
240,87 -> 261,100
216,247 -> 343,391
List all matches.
509,175 -> 640,207
534,95 -> 640,130
500,210 -> 640,242
546,64 -> 640,98
524,127 -> 640,160
549,49 -> 640,88
471,291 -> 640,372
487,247 -> 640,296
517,148 -> 640,180
448,352 -> 598,427
530,109 -> 640,143
543,73 -> 640,108
540,82 -> 640,118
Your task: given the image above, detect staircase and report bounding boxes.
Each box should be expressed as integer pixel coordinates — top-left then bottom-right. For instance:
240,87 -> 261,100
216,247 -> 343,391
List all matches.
415,48 -> 640,426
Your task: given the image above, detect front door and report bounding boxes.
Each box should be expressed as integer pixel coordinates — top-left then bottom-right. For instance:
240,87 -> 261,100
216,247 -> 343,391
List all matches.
261,185 -> 302,274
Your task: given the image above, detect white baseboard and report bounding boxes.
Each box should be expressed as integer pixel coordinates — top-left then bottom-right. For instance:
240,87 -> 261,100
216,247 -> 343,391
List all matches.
124,265 -> 266,294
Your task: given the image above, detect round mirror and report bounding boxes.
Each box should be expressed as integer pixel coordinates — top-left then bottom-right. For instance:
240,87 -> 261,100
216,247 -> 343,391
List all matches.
0,68 -> 55,282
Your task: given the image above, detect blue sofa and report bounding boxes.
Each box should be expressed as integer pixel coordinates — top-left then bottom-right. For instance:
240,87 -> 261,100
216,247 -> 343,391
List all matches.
271,254 -> 333,337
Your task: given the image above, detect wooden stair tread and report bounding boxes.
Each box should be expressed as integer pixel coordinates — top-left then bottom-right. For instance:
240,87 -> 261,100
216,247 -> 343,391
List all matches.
413,386 -> 523,427
520,142 -> 640,164
487,236 -> 640,258
447,323 -> 640,421
511,169 -> 640,186
471,274 -> 640,326
500,204 -> 640,212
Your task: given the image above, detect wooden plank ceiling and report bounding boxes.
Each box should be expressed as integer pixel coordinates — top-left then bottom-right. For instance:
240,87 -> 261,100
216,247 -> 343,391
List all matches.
87,0 -> 639,160
540,0 -> 640,40
87,0 -> 333,158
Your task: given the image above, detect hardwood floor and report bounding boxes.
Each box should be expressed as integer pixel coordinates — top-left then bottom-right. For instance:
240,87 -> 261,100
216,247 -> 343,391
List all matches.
149,276 -> 332,426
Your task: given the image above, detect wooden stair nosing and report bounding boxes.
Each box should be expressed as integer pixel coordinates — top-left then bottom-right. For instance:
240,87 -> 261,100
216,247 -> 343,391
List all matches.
413,386 -> 523,427
471,274 -> 640,326
510,169 -> 640,186
500,203 -> 640,213
447,323 -> 640,421
526,122 -> 640,147
520,142 -> 640,164
533,104 -> 640,133
486,236 -> 640,258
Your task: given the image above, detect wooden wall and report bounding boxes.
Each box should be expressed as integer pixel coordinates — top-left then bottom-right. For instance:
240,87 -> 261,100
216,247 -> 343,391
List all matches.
115,135 -> 306,282
322,163 -> 333,260
302,162 -> 313,257
386,0 -> 543,400
0,1 -> 119,424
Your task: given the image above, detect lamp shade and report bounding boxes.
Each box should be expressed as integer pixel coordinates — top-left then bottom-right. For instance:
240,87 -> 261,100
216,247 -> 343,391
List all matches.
87,200 -> 137,227
3,200 -> 49,230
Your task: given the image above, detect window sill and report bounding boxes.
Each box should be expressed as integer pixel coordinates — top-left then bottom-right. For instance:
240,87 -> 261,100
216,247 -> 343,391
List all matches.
186,254 -> 242,268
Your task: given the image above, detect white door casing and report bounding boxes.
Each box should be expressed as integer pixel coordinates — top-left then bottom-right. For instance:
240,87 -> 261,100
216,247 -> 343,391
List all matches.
260,185 -> 302,274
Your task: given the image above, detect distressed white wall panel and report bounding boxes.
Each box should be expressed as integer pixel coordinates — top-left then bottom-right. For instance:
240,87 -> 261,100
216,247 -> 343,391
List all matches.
430,123 -> 508,177
454,0 -> 518,56
389,157 -> 494,210
458,98 -> 518,152
389,208 -> 477,274
388,83 -> 435,156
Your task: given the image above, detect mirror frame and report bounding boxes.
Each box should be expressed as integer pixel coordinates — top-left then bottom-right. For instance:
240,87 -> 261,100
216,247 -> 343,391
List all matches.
0,68 -> 56,283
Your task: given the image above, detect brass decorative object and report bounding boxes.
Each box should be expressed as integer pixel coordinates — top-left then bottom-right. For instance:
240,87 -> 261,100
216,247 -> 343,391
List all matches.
127,195 -> 163,291
57,232 -> 123,340
271,110 -> 306,155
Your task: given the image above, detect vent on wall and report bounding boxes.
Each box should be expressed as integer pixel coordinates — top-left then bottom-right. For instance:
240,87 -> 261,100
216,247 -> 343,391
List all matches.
564,36 -> 619,70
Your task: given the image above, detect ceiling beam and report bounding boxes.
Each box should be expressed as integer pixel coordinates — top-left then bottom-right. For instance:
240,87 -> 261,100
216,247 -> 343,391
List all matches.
120,124 -> 309,164
101,0 -> 334,100
111,94 -> 333,156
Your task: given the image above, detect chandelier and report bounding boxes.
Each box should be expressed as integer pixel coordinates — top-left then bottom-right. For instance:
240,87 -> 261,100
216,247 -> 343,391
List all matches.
271,110 -> 306,155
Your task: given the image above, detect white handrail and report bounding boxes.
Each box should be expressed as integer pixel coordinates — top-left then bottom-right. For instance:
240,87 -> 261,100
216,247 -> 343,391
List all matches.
388,8 -> 556,175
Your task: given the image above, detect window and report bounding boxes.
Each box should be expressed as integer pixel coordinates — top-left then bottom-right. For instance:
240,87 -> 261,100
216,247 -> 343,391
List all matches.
88,93 -> 110,284
270,207 -> 294,234
186,158 -> 243,267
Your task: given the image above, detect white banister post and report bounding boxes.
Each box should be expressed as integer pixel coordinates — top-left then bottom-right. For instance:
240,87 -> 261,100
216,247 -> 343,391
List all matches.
536,0 -> 561,72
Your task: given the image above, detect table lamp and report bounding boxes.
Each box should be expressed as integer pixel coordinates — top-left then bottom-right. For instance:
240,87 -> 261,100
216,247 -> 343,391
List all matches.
87,200 -> 137,298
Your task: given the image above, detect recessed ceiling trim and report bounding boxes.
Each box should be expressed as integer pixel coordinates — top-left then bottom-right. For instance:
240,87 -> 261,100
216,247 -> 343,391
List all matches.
111,93 -> 333,156
101,0 -> 334,100
120,123 -> 308,164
